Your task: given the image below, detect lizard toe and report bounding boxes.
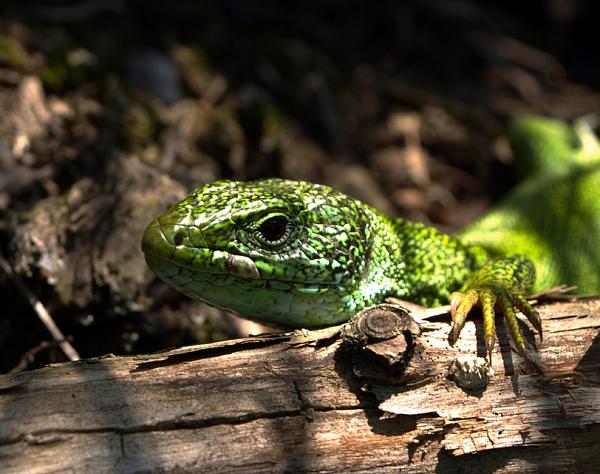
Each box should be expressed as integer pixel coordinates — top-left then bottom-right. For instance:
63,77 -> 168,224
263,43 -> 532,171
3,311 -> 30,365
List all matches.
513,293 -> 543,341
480,289 -> 497,361
451,289 -> 478,342
498,293 -> 527,356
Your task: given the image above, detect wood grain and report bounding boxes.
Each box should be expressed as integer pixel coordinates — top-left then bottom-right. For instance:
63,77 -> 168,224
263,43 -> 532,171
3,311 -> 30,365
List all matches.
1,299 -> 599,473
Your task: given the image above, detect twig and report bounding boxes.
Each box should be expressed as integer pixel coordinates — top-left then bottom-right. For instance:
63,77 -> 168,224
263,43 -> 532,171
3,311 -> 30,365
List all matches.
527,285 -> 600,304
528,284 -> 578,300
0,253 -> 80,361
9,340 -> 53,373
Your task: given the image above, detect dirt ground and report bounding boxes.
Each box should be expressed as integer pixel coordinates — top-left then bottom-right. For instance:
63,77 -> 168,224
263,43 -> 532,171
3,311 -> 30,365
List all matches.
1,0 -> 599,373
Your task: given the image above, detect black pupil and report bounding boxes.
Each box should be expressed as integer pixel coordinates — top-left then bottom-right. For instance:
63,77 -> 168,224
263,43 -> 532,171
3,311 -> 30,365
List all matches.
259,217 -> 287,242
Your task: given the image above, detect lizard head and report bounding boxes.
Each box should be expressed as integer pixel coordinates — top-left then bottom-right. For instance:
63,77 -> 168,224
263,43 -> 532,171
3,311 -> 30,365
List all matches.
141,179 -> 378,327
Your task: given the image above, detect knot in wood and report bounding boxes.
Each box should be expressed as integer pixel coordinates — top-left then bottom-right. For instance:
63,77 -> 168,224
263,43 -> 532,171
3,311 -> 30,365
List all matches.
341,304 -> 422,382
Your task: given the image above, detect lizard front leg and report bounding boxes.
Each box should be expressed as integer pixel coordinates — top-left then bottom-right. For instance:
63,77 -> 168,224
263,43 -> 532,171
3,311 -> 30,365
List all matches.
451,255 -> 542,360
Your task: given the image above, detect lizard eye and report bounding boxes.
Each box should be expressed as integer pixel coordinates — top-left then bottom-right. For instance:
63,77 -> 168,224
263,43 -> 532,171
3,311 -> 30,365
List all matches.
258,216 -> 288,243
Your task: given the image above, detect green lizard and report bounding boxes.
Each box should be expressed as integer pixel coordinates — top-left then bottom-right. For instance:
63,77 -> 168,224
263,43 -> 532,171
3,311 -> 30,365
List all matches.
141,116 -> 600,360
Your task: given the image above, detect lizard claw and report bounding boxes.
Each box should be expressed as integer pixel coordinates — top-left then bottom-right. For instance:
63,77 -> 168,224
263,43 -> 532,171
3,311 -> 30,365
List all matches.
450,286 -> 541,361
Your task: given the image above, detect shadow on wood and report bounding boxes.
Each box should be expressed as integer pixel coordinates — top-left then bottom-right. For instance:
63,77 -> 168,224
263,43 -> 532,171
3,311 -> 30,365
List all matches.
0,299 -> 599,473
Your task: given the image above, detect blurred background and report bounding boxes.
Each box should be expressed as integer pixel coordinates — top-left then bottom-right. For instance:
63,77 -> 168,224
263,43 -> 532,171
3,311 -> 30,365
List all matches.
0,0 -> 598,372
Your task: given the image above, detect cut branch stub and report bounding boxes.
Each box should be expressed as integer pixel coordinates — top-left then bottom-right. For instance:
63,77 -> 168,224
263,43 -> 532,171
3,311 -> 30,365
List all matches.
342,304 -> 422,383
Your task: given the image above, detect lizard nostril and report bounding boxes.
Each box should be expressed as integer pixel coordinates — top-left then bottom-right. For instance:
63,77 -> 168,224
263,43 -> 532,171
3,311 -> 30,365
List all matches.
174,232 -> 185,246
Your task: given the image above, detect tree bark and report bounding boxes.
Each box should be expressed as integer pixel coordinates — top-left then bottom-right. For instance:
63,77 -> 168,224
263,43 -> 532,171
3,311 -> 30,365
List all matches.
1,298 -> 599,473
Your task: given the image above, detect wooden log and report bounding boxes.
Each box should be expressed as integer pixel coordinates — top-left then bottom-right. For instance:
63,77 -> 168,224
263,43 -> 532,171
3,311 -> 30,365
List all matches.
1,298 -> 599,473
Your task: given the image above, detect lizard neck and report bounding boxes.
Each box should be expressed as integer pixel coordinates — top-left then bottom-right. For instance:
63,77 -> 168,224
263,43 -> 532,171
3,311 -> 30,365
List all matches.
372,216 -> 486,306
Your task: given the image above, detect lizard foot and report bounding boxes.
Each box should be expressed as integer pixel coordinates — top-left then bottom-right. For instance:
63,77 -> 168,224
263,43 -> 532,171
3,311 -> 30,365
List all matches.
450,287 -> 542,361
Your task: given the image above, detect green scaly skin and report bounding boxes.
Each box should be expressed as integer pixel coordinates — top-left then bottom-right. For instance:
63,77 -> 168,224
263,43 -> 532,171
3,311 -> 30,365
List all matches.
142,116 -> 600,359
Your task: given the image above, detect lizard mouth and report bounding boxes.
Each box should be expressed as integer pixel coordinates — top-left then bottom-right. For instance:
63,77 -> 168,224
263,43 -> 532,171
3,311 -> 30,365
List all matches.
143,249 -> 261,281
142,219 -> 258,280
142,218 -> 342,287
